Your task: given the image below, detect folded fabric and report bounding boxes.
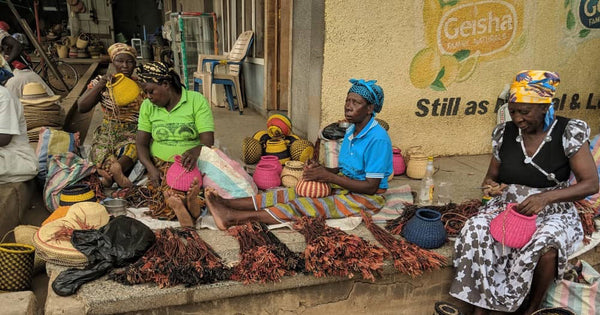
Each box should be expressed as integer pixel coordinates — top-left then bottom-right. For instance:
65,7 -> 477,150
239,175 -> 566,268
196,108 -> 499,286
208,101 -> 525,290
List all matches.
371,184 -> 413,223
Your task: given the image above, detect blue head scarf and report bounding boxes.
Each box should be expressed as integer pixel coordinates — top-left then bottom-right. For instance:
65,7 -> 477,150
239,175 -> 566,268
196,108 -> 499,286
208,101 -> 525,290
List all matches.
0,68 -> 13,85
348,79 -> 384,115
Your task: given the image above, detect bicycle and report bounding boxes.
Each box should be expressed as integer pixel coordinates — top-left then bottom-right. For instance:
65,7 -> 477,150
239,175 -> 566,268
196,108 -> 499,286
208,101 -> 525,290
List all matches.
30,45 -> 79,93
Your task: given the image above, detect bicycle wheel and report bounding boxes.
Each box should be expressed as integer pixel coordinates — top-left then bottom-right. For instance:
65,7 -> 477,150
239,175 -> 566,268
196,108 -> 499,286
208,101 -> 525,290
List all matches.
46,61 -> 79,93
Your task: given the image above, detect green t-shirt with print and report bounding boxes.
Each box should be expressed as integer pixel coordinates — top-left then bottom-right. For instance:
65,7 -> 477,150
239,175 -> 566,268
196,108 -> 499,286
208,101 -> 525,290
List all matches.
138,88 -> 214,162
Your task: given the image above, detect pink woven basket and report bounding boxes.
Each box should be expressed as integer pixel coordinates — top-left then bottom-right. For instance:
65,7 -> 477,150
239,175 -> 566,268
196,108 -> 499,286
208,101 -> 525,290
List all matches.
165,155 -> 203,192
490,203 -> 537,249
253,163 -> 281,190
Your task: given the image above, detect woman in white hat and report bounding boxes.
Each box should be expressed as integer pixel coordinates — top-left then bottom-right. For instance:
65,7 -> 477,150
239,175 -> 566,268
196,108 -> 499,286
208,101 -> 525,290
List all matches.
77,43 -> 144,188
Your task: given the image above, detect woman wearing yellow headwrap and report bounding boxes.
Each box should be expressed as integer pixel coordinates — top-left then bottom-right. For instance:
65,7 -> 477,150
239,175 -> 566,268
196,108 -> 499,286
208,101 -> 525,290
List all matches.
77,43 -> 144,188
450,70 -> 598,314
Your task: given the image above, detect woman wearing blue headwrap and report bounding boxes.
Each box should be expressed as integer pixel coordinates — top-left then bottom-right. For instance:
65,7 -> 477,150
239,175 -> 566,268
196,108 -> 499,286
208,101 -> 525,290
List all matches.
205,79 -> 393,230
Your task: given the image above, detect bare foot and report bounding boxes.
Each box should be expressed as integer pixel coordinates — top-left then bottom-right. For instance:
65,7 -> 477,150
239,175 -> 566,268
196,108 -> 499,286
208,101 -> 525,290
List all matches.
186,178 -> 204,219
109,157 -> 133,188
205,189 -> 232,230
164,189 -> 195,227
97,168 -> 113,187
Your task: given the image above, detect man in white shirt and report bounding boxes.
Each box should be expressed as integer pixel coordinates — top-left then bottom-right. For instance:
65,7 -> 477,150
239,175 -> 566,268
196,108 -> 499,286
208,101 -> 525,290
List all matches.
0,68 -> 38,184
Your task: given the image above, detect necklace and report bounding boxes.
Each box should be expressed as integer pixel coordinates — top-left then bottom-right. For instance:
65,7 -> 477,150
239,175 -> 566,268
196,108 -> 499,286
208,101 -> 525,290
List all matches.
516,120 -> 560,185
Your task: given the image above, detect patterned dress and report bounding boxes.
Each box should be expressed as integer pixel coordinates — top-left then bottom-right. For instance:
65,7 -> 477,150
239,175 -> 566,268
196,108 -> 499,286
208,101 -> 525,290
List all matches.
88,75 -> 144,167
449,117 -> 590,312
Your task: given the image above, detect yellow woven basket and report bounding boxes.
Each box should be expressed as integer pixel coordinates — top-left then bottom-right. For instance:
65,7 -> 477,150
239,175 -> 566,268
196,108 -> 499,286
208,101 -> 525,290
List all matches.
0,231 -> 35,292
405,146 -> 428,179
106,73 -> 141,107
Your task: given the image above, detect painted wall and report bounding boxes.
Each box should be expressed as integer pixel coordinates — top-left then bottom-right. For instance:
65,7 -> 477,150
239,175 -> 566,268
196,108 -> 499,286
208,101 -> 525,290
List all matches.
320,0 -> 600,156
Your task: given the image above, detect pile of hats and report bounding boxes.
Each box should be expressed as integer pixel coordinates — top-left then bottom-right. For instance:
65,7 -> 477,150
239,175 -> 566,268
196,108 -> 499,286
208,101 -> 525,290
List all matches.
20,82 -> 63,142
33,202 -> 110,267
241,114 -> 315,165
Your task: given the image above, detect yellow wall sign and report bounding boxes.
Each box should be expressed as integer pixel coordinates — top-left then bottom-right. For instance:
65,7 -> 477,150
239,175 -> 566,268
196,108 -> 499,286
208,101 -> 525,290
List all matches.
412,0 -> 524,91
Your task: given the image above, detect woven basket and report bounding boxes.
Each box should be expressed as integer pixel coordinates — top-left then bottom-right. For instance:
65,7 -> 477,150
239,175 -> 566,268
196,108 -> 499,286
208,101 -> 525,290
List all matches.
59,184 -> 96,206
405,146 -> 428,179
106,73 -> 141,107
0,231 -> 35,291
281,161 -> 304,188
375,118 -> 389,131
253,163 -> 281,190
296,179 -> 331,198
290,139 -> 314,162
490,203 -> 537,249
265,138 -> 290,164
241,137 -> 262,164
402,208 -> 447,249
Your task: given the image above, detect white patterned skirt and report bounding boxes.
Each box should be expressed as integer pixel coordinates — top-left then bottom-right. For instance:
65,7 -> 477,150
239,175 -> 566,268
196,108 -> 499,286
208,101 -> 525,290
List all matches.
449,183 -> 583,312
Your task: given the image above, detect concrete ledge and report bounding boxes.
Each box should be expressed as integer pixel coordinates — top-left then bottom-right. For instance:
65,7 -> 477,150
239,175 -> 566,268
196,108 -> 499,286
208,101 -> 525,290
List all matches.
0,180 -> 37,240
44,224 -> 461,314
0,291 -> 37,315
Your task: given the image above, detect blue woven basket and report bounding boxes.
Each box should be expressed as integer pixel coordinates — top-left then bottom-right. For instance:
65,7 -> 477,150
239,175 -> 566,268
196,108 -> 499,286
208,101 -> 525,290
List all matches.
402,208 -> 447,249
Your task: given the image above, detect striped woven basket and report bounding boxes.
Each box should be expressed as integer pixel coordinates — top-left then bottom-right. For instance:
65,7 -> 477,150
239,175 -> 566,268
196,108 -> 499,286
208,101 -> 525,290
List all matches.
0,231 -> 35,291
295,178 -> 331,198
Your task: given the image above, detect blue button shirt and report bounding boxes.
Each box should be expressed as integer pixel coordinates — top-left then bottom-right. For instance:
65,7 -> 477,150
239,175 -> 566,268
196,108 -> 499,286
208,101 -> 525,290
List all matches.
338,116 -> 393,189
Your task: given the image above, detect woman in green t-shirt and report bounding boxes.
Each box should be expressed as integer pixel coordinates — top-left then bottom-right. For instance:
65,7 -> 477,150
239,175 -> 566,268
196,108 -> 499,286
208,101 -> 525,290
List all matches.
136,61 -> 214,226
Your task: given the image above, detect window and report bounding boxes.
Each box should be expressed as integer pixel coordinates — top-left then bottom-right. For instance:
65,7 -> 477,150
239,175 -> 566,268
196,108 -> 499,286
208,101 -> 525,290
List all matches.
218,0 -> 264,59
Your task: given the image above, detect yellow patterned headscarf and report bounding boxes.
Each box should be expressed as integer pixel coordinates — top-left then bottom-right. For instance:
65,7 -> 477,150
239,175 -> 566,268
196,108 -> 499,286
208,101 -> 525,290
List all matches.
509,70 -> 560,104
107,43 -> 137,61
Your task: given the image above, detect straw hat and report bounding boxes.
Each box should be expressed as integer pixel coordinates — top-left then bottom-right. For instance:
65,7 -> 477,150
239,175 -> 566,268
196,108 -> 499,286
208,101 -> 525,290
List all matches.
33,202 -> 110,267
20,82 -> 61,105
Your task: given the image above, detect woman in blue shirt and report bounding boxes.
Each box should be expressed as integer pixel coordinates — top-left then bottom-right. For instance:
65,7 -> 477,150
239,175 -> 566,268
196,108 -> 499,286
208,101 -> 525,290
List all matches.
205,79 -> 393,230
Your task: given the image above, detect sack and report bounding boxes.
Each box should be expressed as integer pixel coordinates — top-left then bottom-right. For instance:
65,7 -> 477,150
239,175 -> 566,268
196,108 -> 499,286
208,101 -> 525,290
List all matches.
197,146 -> 258,198
542,260 -> 600,315
36,128 -> 80,182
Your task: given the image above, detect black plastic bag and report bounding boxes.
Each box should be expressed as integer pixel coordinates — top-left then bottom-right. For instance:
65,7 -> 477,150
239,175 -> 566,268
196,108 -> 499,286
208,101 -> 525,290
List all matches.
52,216 -> 155,296
321,122 -> 348,140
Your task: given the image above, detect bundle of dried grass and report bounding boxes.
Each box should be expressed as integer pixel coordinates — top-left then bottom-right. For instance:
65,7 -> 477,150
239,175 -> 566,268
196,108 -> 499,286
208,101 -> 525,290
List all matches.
109,228 -> 230,287
362,211 -> 447,277
293,216 -> 386,281
575,200 -> 598,245
229,222 -> 304,284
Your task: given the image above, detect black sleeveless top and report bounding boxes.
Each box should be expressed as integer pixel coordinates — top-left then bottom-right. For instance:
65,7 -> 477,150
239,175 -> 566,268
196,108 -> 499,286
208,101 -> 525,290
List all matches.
498,117 -> 570,188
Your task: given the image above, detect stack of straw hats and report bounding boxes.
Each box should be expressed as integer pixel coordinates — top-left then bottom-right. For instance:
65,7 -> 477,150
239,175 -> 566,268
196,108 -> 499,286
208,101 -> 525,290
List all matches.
19,82 -> 63,142
33,202 -> 110,267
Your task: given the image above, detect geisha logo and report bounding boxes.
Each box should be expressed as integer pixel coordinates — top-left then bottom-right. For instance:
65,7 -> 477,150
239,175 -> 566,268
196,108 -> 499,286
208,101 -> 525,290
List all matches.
437,0 -> 517,56
580,0 -> 600,28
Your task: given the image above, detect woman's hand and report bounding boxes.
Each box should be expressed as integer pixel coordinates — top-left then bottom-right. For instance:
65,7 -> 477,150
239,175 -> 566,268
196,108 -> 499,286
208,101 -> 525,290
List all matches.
482,179 -> 507,197
517,193 -> 551,216
303,160 -> 332,182
181,145 -> 202,170
147,166 -> 162,187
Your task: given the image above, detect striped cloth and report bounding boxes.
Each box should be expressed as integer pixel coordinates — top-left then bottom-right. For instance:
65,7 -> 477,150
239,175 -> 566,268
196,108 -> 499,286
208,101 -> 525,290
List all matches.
542,260 -> 599,315
257,186 -> 385,223
44,152 -> 95,212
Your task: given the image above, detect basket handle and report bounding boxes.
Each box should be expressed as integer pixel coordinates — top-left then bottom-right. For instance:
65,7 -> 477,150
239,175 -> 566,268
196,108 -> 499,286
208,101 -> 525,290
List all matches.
1,229 -> 15,244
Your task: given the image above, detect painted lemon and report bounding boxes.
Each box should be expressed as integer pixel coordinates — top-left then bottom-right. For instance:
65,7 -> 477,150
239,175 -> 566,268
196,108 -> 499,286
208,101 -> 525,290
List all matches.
439,54 -> 460,87
455,52 -> 479,83
409,47 -> 441,89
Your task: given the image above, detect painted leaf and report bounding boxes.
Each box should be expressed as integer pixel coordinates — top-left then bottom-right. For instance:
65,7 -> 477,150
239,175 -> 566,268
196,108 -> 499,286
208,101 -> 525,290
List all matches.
453,50 -> 470,62
567,10 -> 575,30
564,0 -> 570,8
579,29 -> 591,38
